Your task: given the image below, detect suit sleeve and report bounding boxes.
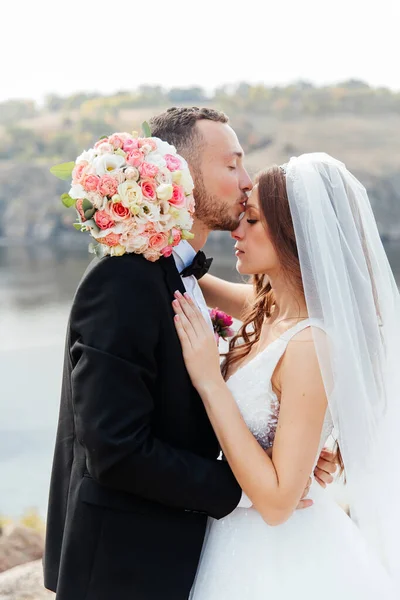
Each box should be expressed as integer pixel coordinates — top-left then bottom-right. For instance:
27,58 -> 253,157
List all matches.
70,255 -> 241,519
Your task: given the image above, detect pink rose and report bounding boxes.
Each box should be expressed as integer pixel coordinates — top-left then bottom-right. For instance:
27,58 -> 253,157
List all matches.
72,161 -> 89,185
76,199 -> 86,222
164,154 -> 181,172
82,174 -> 101,192
143,248 -> 162,262
161,245 -> 173,257
139,162 -> 159,179
102,232 -> 121,247
126,149 -> 144,167
98,174 -> 118,197
138,138 -> 157,151
171,227 -> 182,247
169,184 -> 185,208
142,223 -> 158,236
149,232 -> 169,252
95,137 -> 109,149
123,138 -> 140,153
95,210 -> 115,230
141,178 -> 157,201
218,310 -> 233,327
108,201 -> 130,222
109,134 -> 125,150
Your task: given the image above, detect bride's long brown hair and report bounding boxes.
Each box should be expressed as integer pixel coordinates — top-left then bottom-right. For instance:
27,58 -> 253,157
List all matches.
221,165 -> 344,474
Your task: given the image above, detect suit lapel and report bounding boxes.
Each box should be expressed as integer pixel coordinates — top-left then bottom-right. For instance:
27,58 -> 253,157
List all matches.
159,255 -> 186,298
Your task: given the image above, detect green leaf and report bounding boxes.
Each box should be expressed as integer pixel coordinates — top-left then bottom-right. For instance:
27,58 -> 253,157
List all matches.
81,199 -> 93,212
142,121 -> 151,138
98,135 -> 108,140
73,223 -> 83,231
50,161 -> 75,181
94,244 -> 105,259
83,220 -> 100,235
84,208 -> 95,220
61,193 -> 75,208
181,229 -> 195,241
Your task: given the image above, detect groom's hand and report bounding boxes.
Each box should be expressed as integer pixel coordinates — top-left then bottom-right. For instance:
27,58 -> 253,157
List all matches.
314,448 -> 337,488
296,477 -> 313,510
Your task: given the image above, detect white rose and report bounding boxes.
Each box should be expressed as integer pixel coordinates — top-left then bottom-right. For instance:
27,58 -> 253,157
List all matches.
118,180 -> 143,208
69,184 -> 86,200
93,153 -> 125,176
174,208 -> 193,231
87,191 -> 106,210
110,244 -> 126,257
172,170 -> 182,185
156,183 -> 173,201
120,232 -> 149,254
146,151 -> 166,170
136,201 -> 161,224
156,167 -> 173,186
140,143 -> 153,155
76,149 -> 96,164
113,168 -> 126,184
154,137 -> 177,156
125,167 -> 140,181
180,168 -> 195,194
96,142 -> 114,155
178,155 -> 189,170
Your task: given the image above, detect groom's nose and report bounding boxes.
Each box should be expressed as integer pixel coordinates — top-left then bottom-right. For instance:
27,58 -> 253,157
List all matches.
241,169 -> 253,194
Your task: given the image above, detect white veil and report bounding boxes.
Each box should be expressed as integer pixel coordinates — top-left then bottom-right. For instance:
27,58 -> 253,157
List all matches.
285,153 -> 400,588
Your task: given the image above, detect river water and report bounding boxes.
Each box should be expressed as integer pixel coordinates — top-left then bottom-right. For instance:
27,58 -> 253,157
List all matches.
1,238 -> 399,518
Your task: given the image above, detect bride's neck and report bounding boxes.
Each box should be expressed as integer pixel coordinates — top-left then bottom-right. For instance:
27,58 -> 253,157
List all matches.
267,273 -> 308,325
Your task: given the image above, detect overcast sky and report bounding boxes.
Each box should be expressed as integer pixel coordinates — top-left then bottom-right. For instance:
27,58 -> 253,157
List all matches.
2,0 -> 399,103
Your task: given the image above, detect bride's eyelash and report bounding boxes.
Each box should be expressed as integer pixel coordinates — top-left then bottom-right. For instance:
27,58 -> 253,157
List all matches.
247,219 -> 258,224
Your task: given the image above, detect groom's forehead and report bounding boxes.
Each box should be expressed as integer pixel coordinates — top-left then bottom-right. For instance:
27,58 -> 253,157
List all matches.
196,120 -> 244,156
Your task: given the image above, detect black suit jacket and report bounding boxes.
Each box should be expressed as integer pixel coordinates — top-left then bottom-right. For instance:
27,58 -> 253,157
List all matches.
44,253 -> 241,600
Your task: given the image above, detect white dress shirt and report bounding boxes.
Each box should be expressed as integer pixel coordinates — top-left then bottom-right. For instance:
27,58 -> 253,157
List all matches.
172,241 -> 252,509
172,241 -> 213,330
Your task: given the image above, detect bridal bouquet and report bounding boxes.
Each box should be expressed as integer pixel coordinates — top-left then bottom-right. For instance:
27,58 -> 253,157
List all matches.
50,123 -> 195,261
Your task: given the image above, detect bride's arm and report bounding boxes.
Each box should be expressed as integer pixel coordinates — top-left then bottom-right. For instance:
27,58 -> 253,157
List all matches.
199,274 -> 254,320
173,293 -> 328,526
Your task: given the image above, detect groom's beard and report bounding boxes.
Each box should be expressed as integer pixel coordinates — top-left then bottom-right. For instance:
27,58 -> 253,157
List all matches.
193,174 -> 241,232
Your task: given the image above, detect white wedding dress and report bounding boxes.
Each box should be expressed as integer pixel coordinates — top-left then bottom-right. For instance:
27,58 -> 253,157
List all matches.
190,320 -> 396,599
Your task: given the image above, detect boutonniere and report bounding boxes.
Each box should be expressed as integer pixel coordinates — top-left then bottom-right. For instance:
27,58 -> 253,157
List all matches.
209,308 -> 235,343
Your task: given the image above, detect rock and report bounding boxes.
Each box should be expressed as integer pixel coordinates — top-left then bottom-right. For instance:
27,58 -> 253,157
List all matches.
0,559 -> 54,599
0,526 -> 44,573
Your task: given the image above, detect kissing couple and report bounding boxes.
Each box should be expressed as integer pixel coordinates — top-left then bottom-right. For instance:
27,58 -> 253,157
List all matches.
44,107 -> 400,599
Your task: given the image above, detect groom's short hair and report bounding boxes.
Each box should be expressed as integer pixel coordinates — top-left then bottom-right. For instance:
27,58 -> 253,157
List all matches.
149,106 -> 228,165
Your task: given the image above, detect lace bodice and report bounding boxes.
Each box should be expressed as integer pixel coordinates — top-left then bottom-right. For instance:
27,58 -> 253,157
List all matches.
226,320 -> 333,461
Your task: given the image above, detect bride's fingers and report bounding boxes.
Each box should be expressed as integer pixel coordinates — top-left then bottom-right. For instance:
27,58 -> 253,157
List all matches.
173,314 -> 194,350
183,293 -> 210,334
172,299 -> 197,339
174,292 -> 204,336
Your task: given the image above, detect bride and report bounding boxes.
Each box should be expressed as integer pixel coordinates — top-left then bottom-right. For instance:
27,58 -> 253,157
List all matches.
172,153 -> 400,599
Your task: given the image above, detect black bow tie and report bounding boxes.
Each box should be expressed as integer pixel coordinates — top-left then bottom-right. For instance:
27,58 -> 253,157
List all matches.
180,250 -> 213,280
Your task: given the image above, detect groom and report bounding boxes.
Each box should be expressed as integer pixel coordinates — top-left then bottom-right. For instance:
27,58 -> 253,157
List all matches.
44,107 -> 336,600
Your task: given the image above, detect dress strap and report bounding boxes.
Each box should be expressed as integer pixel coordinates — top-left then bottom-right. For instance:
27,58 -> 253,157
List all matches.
257,319 -> 325,384
280,318 -> 313,343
